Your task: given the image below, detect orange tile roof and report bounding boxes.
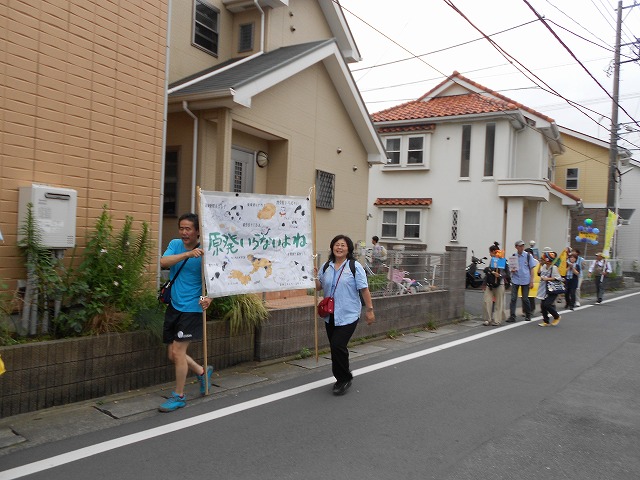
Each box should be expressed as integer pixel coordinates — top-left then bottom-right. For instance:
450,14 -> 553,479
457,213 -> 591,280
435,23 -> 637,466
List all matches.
374,198 -> 433,206
372,71 -> 555,124
378,124 -> 435,133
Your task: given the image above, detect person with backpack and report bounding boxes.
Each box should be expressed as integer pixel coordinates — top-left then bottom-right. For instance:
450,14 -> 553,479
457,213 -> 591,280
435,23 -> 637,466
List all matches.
371,235 -> 387,273
481,242 -> 510,326
507,240 -> 536,322
315,235 -> 375,396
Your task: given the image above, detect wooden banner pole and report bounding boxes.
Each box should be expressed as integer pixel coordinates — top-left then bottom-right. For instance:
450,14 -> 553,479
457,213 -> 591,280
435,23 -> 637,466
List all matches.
196,186 -> 209,395
310,186 -> 319,363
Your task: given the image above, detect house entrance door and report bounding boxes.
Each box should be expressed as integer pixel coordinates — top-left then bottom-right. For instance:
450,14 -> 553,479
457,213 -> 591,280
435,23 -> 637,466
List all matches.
231,148 -> 255,193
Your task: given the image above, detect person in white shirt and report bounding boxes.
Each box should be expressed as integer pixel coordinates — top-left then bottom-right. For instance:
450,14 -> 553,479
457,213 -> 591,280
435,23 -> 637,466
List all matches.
588,252 -> 612,304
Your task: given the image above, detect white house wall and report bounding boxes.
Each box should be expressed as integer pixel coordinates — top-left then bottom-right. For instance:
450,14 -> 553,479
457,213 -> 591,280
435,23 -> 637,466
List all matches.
615,164 -> 640,271
367,112 -> 573,265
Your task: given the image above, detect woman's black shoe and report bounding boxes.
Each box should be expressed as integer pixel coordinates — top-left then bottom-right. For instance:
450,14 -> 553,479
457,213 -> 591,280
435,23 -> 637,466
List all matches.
333,380 -> 352,396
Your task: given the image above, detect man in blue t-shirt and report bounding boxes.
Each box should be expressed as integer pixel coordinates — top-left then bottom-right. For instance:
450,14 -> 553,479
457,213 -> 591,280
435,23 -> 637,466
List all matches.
507,240 -> 536,322
158,213 -> 213,413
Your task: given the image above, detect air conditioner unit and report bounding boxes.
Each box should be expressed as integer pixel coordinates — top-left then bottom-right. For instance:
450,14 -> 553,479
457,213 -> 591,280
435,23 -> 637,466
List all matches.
18,184 -> 77,248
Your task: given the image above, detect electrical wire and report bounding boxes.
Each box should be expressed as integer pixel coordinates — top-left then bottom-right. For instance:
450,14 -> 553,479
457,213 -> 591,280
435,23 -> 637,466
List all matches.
350,20 -> 540,73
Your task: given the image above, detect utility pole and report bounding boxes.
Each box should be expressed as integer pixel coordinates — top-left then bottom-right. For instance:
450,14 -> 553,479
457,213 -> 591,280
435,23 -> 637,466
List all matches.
606,1 -> 622,211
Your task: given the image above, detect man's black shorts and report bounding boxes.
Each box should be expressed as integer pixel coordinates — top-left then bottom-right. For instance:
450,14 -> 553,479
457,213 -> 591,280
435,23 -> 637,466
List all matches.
163,303 -> 203,344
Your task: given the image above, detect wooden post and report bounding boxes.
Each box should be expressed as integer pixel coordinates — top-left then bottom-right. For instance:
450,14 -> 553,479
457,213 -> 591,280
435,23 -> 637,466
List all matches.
310,186 -> 319,362
196,186 -> 209,395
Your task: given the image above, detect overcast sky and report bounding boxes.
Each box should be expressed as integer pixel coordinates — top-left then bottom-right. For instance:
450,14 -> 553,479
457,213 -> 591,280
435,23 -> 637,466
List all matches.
339,0 -> 640,152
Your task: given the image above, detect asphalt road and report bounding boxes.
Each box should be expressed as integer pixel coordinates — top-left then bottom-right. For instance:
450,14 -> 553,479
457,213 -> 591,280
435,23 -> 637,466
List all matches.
1,290 -> 639,480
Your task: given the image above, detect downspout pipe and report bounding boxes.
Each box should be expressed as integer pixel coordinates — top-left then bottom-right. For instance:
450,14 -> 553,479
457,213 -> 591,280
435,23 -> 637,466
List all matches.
183,100 -> 198,213
254,0 -> 265,52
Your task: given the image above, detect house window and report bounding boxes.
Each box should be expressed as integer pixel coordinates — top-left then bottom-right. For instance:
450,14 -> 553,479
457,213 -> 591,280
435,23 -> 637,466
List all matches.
193,0 -> 219,56
407,137 -> 424,164
239,23 -> 254,52
404,211 -> 420,238
164,149 -> 179,216
566,168 -> 578,190
315,170 -> 335,209
460,125 -> 471,177
385,138 -> 401,165
451,209 -> 459,242
484,123 -> 495,177
381,211 -> 397,238
381,210 -> 423,240
383,135 -> 429,168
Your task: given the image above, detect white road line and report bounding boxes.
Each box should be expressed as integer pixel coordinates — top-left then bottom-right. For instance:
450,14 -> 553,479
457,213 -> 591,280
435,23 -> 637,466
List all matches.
2,292 -> 638,479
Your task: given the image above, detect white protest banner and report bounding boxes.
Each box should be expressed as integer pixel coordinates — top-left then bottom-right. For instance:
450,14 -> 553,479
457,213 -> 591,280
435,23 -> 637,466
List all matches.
199,191 -> 315,298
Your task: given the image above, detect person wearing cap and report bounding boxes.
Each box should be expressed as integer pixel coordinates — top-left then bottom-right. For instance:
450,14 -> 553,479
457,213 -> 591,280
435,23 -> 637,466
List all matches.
507,240 -> 536,322
588,252 -> 612,304
536,251 -> 563,326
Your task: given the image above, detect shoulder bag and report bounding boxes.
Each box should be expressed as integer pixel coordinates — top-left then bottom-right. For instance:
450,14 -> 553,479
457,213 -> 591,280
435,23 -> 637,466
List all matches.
545,266 -> 565,295
158,243 -> 200,305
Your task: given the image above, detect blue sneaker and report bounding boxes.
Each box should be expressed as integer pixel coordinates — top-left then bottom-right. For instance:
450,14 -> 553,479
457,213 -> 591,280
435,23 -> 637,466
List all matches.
158,392 -> 186,412
197,365 -> 214,395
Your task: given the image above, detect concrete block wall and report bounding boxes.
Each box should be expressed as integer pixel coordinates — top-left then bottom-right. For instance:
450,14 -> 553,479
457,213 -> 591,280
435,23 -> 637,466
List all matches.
0,321 -> 254,417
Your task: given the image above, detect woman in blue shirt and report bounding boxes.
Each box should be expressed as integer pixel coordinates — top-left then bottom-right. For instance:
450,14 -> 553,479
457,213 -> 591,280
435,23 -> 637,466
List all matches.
316,235 -> 375,395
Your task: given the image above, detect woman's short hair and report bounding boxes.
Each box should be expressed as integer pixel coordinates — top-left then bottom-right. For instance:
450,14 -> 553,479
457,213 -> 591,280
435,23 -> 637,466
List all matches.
329,234 -> 355,261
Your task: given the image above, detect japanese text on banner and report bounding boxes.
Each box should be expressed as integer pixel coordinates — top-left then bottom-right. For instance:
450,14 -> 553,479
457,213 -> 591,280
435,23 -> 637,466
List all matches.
199,191 -> 315,298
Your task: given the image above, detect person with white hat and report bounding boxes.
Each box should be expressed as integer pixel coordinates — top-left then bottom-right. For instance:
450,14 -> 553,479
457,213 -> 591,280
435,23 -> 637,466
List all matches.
588,252 -> 612,304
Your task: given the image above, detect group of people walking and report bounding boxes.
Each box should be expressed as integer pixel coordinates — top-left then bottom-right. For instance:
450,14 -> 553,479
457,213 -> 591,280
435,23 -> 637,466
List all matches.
481,240 -> 612,328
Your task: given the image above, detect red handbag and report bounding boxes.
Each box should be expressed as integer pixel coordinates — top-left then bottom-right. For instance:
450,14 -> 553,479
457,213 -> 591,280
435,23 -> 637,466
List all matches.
317,263 -> 346,318
317,296 -> 335,317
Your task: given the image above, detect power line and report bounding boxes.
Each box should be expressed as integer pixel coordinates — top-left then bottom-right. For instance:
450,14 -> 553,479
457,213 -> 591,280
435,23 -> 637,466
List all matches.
522,0 -> 640,129
350,20 -> 540,73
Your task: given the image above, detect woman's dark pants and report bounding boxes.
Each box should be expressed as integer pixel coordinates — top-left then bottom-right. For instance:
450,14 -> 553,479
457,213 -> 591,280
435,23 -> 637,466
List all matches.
325,315 -> 359,383
541,293 -> 560,321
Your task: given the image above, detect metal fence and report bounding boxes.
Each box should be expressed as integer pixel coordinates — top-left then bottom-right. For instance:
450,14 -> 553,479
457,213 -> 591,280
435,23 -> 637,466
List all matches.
355,249 -> 447,298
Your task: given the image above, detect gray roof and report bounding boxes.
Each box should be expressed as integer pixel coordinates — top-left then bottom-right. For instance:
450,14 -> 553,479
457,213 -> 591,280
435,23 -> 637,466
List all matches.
169,40 -> 333,97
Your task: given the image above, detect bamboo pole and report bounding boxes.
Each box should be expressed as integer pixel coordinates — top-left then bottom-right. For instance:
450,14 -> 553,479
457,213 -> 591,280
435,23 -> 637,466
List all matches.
196,186 -> 209,395
310,186 -> 319,363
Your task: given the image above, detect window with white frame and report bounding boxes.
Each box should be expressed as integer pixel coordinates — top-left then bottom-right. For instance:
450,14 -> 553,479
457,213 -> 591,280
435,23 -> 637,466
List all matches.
384,135 -> 429,168
381,209 -> 423,240
193,0 -> 219,56
566,168 -> 578,190
451,209 -> 459,242
460,125 -> 471,178
381,211 -> 397,238
385,138 -> 401,165
404,211 -> 420,238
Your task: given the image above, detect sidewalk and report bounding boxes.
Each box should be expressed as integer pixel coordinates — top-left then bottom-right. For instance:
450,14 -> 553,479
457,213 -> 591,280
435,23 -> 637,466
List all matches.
2,284 -> 637,455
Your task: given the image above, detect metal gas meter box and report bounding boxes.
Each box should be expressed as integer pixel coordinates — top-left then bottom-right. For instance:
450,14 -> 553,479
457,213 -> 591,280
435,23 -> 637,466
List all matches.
18,184 -> 78,249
